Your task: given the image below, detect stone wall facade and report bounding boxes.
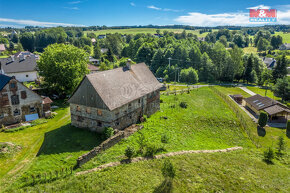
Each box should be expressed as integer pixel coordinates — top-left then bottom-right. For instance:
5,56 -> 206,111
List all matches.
70,90 -> 160,132
0,79 -> 43,126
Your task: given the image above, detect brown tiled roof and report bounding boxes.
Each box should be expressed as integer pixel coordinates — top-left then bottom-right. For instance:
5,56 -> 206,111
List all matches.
244,94 -> 277,111
69,63 -> 162,111
42,97 -> 53,104
264,104 -> 290,115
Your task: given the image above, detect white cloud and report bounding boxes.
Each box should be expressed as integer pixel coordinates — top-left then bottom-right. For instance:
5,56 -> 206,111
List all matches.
246,5 -> 271,9
147,5 -> 183,12
147,5 -> 161,10
64,7 -> 79,10
175,5 -> 290,26
0,18 -> 84,27
130,2 -> 136,7
68,1 -> 82,4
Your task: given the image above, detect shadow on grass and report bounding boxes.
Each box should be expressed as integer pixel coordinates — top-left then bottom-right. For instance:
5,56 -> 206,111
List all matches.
153,178 -> 173,193
37,124 -> 103,155
257,126 -> 266,137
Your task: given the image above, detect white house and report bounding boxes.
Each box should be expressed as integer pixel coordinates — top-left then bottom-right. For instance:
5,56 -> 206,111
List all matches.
0,56 -> 38,82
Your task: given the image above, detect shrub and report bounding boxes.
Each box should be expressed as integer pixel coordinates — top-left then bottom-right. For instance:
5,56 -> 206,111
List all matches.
103,127 -> 114,139
263,147 -> 275,163
136,132 -> 146,154
179,101 -> 188,109
160,99 -> 163,103
258,111 -> 268,128
125,146 -> 135,159
161,159 -> 176,179
276,136 -> 286,157
1,125 -> 5,132
161,134 -> 169,144
144,143 -> 158,157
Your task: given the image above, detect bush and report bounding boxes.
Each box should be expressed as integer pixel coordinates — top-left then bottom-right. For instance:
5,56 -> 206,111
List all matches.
103,127 -> 114,139
263,147 -> 275,163
179,101 -> 188,108
287,120 -> 290,133
161,134 -> 169,144
136,132 -> 146,154
258,111 -> 268,128
125,146 -> 135,159
161,159 -> 176,179
144,143 -> 158,157
276,136 -> 286,157
160,99 -> 163,103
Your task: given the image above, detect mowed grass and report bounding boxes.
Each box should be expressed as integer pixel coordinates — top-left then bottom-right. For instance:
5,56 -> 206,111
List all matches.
243,46 -> 258,54
274,32 -> 290,43
11,150 -> 290,193
0,101 -> 102,191
84,28 -> 208,37
77,87 -> 253,171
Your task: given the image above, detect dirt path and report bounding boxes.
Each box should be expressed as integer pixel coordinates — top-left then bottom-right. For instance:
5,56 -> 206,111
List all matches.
76,147 -> 243,176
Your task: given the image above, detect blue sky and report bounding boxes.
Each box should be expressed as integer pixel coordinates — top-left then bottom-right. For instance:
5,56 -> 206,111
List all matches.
0,0 -> 290,27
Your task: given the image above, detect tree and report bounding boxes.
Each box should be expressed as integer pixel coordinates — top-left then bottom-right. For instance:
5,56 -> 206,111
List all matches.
93,41 -> 102,59
151,49 -> 165,73
270,35 -> 283,49
257,38 -> 270,51
287,120 -> 290,135
276,136 -> 286,157
125,146 -> 135,159
161,159 -> 176,179
38,44 -> 89,95
199,52 -> 215,82
20,32 -> 35,52
229,46 -> 244,81
272,77 -> 290,102
180,67 -> 198,84
258,111 -> 268,128
244,54 -> 254,83
233,34 -> 245,48
272,54 -> 287,82
263,147 -> 275,163
254,30 -> 271,46
219,35 -> 227,47
250,70 -> 258,83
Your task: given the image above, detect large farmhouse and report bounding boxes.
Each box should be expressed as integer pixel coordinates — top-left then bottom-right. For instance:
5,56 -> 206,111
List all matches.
0,74 -> 52,126
68,62 -> 162,132
0,55 -> 38,82
244,94 -> 290,122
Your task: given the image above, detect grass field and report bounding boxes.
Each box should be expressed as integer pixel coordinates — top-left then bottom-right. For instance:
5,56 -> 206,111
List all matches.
243,46 -> 258,54
9,149 -> 290,192
1,87 -> 289,192
274,32 -> 290,43
84,28 -> 209,37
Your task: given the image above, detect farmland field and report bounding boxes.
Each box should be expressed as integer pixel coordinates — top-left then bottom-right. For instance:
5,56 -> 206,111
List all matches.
84,28 -> 209,37
273,32 -> 290,43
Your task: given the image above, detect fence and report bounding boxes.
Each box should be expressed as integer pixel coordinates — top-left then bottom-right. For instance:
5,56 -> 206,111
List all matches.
210,87 -> 260,148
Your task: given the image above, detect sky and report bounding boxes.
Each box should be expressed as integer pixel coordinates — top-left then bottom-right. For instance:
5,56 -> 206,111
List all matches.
0,0 -> 290,28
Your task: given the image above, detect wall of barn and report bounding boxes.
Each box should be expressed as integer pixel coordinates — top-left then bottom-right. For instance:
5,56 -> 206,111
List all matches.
0,79 -> 43,126
70,90 -> 161,132
5,71 -> 38,82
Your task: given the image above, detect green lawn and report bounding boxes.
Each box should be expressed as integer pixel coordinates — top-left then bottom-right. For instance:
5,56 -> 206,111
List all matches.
274,32 -> 290,43
1,87 -> 289,192
84,28 -> 208,37
10,150 -> 290,193
243,46 -> 258,54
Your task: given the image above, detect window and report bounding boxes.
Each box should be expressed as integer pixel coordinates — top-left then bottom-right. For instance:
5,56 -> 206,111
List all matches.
76,106 -> 81,112
21,91 -> 27,99
97,110 -> 102,116
10,83 -> 16,89
26,75 -> 29,77
30,106 -> 35,112
97,121 -> 102,127
11,95 -> 20,105
116,122 -> 119,126
14,109 -> 20,116
129,115 -> 132,119
128,103 -> 132,108
138,99 -> 141,103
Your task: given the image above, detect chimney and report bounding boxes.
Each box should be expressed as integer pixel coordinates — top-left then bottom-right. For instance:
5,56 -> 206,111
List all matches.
126,59 -> 132,70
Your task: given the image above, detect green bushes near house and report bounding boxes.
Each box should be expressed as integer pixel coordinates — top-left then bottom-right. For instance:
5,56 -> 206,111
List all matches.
125,146 -> 135,159
258,111 -> 268,128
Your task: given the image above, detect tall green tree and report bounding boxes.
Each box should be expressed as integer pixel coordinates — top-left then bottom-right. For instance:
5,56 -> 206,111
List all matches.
37,44 -> 89,95
20,32 -> 35,52
270,35 -> 283,49
272,77 -> 290,102
93,41 -> 102,59
244,54 -> 254,83
272,54 -> 288,82
257,38 -> 270,51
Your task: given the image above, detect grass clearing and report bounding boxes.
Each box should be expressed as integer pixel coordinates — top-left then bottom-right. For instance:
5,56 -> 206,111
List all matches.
10,150 -> 290,192
243,46 -> 258,54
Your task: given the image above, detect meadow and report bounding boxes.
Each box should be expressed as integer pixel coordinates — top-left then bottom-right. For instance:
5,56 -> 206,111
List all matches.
1,87 -> 289,192
274,32 -> 290,43
84,28 -> 209,37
